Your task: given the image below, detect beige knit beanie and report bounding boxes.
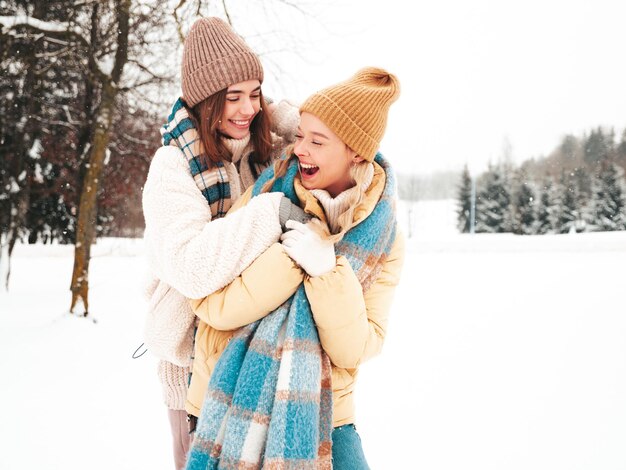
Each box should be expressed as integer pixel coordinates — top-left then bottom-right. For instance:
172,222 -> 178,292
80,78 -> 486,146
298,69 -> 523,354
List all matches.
181,17 -> 264,107
300,67 -> 400,162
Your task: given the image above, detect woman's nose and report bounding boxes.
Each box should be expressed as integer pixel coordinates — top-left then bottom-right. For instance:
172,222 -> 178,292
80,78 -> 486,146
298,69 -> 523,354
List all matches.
295,141 -> 308,156
239,98 -> 255,116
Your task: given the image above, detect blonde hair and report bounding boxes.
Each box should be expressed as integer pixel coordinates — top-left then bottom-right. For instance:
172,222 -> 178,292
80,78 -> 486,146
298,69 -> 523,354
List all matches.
261,144 -> 372,243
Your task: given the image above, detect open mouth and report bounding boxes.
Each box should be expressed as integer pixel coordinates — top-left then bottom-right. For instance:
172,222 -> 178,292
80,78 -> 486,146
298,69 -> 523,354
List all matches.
299,162 -> 319,177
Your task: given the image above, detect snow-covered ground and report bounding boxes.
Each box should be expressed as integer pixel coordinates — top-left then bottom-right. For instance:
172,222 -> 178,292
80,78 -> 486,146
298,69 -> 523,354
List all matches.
1,200 -> 625,470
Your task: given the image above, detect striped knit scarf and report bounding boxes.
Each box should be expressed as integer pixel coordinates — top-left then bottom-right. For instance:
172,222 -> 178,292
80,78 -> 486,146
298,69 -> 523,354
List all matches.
161,98 -> 232,217
186,153 -> 397,470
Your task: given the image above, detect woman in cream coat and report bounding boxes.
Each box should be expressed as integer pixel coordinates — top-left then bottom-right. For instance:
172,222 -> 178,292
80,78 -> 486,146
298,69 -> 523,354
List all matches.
141,17 -> 303,470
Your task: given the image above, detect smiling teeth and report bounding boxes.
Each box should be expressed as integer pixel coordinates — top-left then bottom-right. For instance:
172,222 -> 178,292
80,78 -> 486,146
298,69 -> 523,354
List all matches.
232,120 -> 250,125
300,163 -> 318,169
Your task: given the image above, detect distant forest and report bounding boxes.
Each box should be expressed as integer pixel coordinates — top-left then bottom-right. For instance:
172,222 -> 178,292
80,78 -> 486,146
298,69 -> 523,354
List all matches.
455,127 -> 626,234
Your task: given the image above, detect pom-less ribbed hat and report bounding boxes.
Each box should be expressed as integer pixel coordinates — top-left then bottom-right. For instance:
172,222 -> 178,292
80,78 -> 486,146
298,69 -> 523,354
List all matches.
181,17 -> 264,107
300,67 -> 400,162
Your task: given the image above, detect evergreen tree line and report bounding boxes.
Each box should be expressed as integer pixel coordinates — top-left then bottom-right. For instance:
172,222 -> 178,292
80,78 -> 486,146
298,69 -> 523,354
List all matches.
457,127 -> 626,234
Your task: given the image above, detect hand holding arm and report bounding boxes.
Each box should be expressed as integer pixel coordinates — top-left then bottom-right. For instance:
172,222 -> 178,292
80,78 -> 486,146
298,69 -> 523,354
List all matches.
278,197 -> 312,232
269,99 -> 300,143
142,148 -> 284,299
280,220 -> 336,277
190,243 -> 304,330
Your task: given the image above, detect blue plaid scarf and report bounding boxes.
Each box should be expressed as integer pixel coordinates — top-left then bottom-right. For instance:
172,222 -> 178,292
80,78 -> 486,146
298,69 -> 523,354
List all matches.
161,98 -> 233,217
186,153 -> 397,470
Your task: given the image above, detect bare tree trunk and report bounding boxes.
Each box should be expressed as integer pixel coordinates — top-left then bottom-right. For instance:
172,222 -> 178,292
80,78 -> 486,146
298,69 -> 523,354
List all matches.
69,0 -> 130,315
5,191 -> 29,290
69,87 -> 114,314
3,13 -> 42,290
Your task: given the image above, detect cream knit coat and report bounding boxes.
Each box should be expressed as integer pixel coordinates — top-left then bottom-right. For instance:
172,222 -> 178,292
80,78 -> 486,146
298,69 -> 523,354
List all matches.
142,102 -> 298,409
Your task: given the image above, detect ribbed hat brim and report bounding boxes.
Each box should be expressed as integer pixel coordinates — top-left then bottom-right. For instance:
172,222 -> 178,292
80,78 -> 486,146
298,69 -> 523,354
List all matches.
300,93 -> 380,161
299,67 -> 400,162
183,53 -> 263,107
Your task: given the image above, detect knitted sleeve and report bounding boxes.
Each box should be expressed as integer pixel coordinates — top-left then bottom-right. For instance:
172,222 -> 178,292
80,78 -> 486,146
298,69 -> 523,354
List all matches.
157,360 -> 189,410
270,99 -> 300,145
189,243 -> 304,330
142,146 -> 283,299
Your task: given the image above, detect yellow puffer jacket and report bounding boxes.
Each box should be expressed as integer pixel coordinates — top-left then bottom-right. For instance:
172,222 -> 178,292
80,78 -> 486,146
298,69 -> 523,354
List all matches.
187,161 -> 405,427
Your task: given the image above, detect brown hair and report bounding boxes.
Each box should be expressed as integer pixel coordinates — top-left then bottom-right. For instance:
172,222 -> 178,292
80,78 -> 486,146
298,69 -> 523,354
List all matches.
261,144 -> 371,243
187,89 -> 273,168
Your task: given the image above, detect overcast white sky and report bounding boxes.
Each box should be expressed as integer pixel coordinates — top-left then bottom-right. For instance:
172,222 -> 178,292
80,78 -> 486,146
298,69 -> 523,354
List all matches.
248,0 -> 626,175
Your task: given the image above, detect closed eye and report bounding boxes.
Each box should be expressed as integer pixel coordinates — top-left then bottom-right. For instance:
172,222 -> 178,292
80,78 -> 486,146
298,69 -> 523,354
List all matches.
226,93 -> 261,103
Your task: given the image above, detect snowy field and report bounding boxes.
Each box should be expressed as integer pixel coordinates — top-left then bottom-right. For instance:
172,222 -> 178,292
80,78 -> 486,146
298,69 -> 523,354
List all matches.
1,199 -> 625,470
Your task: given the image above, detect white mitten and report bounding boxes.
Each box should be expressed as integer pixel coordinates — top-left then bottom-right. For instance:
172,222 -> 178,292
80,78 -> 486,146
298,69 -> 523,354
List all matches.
280,220 -> 336,277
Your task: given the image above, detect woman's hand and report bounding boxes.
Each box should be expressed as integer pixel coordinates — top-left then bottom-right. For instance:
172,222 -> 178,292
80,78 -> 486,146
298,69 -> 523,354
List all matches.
280,220 -> 336,277
278,196 -> 311,232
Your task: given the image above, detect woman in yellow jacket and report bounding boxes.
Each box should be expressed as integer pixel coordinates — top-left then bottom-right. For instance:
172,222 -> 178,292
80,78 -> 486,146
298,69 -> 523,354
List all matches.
188,68 -> 404,469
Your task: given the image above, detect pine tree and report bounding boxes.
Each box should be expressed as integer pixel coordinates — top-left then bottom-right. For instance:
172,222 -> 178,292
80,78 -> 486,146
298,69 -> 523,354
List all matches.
535,180 -> 557,234
560,134 -> 581,161
583,127 -> 613,168
573,166 -> 592,205
555,172 -> 579,233
456,165 -> 472,233
591,163 -> 626,231
475,164 -> 512,233
513,181 -> 536,235
617,129 -> 626,174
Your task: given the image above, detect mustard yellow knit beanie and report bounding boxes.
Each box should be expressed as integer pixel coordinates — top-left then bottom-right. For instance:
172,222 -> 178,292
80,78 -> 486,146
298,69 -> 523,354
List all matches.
300,67 -> 400,162
181,17 -> 264,107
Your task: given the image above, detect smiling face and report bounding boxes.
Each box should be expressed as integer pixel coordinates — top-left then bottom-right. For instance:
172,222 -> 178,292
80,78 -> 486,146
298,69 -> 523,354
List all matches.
294,112 -> 364,197
218,79 -> 262,139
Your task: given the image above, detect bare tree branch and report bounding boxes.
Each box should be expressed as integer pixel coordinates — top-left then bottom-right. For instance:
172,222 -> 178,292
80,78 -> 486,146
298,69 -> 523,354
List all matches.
40,36 -> 71,47
1,21 -> 87,47
118,76 -> 167,92
221,0 -> 232,25
30,114 -> 81,132
1,14 -> 113,83
172,0 -> 188,43
272,0 -> 310,16
118,132 -> 153,147
126,58 -> 170,81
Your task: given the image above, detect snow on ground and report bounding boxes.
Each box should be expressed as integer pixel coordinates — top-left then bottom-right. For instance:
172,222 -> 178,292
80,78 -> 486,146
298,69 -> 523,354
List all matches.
1,200 -> 625,470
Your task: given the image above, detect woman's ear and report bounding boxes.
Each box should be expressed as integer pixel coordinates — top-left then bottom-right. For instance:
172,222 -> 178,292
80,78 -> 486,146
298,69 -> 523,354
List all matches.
346,145 -> 364,164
